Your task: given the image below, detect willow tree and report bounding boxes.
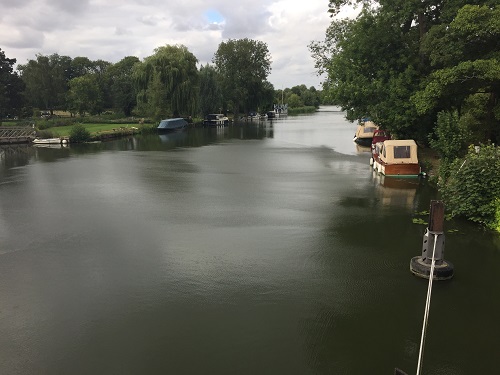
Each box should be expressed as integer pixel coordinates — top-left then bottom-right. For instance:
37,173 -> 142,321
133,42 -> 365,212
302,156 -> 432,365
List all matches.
133,45 -> 199,120
198,64 -> 223,117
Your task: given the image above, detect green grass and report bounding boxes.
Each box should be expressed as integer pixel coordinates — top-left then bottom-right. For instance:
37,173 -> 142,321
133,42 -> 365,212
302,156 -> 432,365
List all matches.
47,123 -> 138,137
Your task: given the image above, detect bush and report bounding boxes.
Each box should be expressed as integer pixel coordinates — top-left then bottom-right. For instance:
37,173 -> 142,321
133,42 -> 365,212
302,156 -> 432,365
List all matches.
69,124 -> 91,143
440,144 -> 500,231
428,110 -> 471,162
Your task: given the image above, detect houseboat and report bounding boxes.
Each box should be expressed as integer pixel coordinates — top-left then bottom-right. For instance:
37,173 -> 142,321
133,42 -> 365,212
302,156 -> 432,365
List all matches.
372,139 -> 421,177
353,121 -> 378,146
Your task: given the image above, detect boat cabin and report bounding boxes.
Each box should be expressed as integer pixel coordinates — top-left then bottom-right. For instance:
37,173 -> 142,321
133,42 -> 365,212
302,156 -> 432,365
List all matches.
372,129 -> 391,145
374,139 -> 420,177
203,114 -> 229,126
354,121 -> 378,146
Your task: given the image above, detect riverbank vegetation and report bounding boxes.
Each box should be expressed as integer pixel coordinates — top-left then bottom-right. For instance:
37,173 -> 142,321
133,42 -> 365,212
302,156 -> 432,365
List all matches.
0,41 -> 321,128
310,1 -> 500,231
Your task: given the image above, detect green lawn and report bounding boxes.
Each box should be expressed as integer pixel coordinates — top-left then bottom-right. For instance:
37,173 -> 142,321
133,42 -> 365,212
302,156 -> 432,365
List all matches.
48,123 -> 139,137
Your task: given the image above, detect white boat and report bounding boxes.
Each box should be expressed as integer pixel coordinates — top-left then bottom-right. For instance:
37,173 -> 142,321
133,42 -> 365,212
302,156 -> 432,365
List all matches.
203,114 -> 229,126
32,138 -> 68,145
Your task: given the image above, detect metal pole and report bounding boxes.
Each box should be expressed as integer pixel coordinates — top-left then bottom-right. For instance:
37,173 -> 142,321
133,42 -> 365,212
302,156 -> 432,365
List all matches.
416,232 -> 439,375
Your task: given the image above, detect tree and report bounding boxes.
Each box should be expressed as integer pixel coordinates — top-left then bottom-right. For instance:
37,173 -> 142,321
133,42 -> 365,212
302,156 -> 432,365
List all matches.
133,45 -> 199,120
310,8 -> 426,139
0,48 -> 25,121
198,64 -> 223,117
413,5 -> 500,144
67,74 -> 102,116
18,53 -> 71,114
441,144 -> 500,231
213,38 -> 272,117
106,56 -> 140,116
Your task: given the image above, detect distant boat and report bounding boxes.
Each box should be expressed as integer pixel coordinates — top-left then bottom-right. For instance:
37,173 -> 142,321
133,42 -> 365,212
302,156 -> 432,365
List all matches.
157,118 -> 188,131
353,120 -> 378,146
203,114 -> 229,126
274,103 -> 288,116
266,111 -> 276,119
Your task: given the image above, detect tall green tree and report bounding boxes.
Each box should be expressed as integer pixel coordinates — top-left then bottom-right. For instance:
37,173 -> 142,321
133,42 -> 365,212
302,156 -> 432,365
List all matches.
310,0 -> 499,141
18,53 -> 71,114
213,38 -> 272,117
67,74 -> 102,116
413,4 -> 500,144
0,48 -> 24,121
106,56 -> 140,116
133,45 -> 199,120
198,64 -> 223,116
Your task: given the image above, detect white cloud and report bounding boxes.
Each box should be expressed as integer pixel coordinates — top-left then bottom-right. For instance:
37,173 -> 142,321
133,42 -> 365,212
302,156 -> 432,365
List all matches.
0,0 -> 357,88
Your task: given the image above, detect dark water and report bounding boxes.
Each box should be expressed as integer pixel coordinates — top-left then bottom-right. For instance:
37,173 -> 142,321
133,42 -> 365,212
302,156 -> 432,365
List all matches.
1,108 -> 499,374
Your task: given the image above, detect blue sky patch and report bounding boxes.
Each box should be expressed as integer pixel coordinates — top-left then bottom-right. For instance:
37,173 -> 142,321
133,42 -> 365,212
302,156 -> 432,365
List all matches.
205,9 -> 224,23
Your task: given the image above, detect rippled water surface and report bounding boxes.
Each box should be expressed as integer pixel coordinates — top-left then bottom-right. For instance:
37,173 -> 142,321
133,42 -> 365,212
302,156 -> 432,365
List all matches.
1,108 -> 499,374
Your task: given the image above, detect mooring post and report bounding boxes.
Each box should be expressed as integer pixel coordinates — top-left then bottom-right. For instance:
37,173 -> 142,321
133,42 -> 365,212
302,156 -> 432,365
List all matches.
410,200 -> 454,280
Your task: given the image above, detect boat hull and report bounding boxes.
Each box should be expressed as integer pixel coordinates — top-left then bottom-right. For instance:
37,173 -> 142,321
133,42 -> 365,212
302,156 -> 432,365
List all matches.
157,118 -> 188,131
379,162 -> 421,177
353,136 -> 373,146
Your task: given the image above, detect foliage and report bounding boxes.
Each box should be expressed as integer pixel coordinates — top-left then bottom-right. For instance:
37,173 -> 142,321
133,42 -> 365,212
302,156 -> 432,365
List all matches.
18,53 -> 72,112
69,123 -> 91,143
67,74 -> 103,116
198,64 -> 223,116
311,1 -> 500,143
105,56 -> 139,116
428,110 -> 471,162
440,144 -> 500,231
133,45 -> 199,121
278,85 -> 321,109
309,7 -> 427,140
0,48 -> 24,121
413,4 -> 500,144
213,38 -> 272,117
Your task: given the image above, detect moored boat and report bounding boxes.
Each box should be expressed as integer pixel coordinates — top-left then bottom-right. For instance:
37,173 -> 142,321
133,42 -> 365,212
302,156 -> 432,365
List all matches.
157,118 -> 188,131
369,129 -> 391,165
353,121 -> 378,146
203,113 -> 229,126
373,139 -> 421,177
32,137 -> 68,145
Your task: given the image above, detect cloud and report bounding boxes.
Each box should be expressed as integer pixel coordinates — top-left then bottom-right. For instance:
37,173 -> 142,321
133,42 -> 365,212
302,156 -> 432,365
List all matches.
0,0 -> 350,88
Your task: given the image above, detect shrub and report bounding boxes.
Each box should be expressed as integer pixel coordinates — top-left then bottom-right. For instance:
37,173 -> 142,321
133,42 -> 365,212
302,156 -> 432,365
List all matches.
440,144 -> 500,231
69,124 -> 91,143
428,110 -> 471,162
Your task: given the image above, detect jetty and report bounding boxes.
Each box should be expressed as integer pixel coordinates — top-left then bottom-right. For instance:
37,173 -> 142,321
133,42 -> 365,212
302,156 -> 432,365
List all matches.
0,126 -> 36,144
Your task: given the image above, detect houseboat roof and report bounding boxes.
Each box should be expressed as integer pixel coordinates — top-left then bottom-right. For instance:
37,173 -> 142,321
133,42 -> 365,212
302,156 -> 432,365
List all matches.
355,121 -> 378,138
380,139 -> 419,164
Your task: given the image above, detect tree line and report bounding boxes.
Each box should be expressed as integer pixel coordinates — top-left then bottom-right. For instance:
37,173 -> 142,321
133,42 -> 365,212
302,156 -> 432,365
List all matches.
0,39 -> 320,123
310,1 -> 500,230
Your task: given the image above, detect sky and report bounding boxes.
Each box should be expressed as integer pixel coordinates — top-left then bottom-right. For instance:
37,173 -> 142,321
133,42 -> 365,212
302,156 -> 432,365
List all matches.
0,0 -> 358,90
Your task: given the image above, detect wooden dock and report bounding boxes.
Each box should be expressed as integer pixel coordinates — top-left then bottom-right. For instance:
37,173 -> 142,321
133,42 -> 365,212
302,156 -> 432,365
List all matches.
0,126 -> 37,144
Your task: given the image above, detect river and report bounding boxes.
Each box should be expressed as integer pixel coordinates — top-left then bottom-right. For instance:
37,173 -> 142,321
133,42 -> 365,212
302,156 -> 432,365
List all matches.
0,107 -> 499,374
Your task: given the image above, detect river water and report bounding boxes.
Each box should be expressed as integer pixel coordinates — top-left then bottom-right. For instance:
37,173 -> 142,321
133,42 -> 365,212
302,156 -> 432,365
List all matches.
0,107 -> 499,374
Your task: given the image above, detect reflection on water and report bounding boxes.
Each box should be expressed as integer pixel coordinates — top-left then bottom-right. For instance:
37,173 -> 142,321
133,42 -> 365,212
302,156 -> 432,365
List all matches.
371,170 -> 421,209
0,110 -> 499,374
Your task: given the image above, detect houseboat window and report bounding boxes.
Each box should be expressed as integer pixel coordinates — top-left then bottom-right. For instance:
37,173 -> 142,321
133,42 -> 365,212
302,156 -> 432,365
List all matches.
394,146 -> 411,158
364,127 -> 375,133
